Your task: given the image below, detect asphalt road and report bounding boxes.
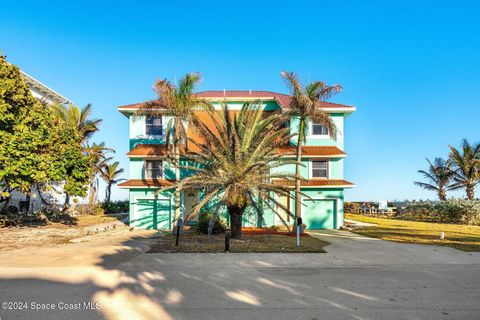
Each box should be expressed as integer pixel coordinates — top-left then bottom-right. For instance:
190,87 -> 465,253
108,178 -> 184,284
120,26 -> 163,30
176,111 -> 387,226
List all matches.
0,230 -> 479,320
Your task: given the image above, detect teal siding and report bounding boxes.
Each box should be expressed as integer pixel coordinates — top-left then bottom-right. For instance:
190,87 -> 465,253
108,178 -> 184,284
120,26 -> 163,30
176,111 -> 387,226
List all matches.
123,99 -> 351,230
289,113 -> 345,149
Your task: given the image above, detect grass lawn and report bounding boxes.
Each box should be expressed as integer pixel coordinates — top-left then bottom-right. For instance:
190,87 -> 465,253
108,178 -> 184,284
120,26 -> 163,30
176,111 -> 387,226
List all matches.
148,228 -> 329,253
346,213 -> 480,252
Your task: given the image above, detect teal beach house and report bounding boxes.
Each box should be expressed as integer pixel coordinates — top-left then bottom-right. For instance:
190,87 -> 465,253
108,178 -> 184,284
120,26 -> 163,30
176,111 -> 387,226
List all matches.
118,91 -> 355,230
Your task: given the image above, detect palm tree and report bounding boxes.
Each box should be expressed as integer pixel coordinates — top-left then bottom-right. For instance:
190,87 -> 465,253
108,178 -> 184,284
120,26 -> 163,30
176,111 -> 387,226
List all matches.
51,103 -> 102,144
414,158 -> 455,201
449,139 -> 480,200
85,142 -> 114,207
281,71 -> 342,225
136,73 -> 211,223
100,161 -> 126,203
161,103 -> 298,238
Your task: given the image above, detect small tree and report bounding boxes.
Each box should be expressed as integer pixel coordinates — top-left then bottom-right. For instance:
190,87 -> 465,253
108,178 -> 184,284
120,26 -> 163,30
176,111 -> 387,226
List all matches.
281,71 -> 342,224
449,140 -> 480,200
414,158 -> 455,201
0,55 -> 90,211
136,73 -> 212,224
162,103 -> 298,238
100,161 -> 125,203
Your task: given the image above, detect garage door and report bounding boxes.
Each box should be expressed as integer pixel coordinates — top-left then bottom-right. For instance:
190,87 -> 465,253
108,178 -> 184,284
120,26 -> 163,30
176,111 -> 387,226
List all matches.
303,199 -> 336,229
134,199 -> 171,230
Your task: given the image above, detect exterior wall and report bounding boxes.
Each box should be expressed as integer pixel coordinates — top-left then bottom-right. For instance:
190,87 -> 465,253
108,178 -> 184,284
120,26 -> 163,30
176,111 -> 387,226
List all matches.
271,158 -> 343,179
123,99 -> 351,230
289,113 -> 345,149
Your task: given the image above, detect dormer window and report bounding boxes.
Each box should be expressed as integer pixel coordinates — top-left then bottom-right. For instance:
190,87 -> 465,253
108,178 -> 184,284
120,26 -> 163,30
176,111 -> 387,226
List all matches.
311,123 -> 328,136
146,116 -> 162,136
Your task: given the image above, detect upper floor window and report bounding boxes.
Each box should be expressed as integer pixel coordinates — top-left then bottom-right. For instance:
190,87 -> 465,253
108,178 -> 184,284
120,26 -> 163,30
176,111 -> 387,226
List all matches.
146,116 -> 163,136
311,123 -> 329,136
145,160 -> 163,179
311,161 -> 328,178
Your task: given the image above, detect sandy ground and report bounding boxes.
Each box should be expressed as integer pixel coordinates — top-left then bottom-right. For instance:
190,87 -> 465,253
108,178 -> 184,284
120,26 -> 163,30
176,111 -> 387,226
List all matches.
0,215 -> 124,251
0,229 -> 479,319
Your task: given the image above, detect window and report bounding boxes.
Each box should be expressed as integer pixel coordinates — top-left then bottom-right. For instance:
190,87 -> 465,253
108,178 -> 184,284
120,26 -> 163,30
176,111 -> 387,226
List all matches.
145,160 -> 162,179
311,161 -> 328,178
146,116 -> 162,136
311,123 -> 328,136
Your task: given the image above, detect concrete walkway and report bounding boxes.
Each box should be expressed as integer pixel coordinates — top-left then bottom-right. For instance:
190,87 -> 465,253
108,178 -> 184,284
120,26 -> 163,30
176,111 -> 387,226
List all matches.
0,229 -> 479,320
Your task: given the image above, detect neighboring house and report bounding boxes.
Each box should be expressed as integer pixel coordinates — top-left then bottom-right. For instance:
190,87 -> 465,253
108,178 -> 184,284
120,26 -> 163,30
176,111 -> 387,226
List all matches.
7,71 -> 72,212
20,70 -> 72,105
118,91 -> 355,230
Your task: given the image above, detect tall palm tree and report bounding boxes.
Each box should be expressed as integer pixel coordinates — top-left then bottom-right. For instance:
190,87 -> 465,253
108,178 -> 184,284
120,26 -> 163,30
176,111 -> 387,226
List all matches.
51,103 -> 102,144
100,161 -> 126,203
281,71 -> 342,225
85,142 -> 114,207
161,103 -> 298,238
136,73 -> 211,223
449,139 -> 480,200
414,158 -> 455,201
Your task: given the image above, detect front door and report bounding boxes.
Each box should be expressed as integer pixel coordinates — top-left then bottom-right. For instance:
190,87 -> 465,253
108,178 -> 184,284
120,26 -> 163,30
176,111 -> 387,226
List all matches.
183,190 -> 198,222
275,194 -> 292,226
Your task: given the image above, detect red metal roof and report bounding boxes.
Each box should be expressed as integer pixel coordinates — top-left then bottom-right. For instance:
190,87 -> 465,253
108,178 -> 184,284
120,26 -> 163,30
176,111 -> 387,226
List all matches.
117,91 -> 354,110
117,179 -> 174,188
128,144 -> 346,157
272,179 -> 355,187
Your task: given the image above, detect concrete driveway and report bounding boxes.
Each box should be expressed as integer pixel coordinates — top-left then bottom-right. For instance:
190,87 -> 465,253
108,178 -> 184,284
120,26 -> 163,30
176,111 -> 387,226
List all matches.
0,229 -> 479,320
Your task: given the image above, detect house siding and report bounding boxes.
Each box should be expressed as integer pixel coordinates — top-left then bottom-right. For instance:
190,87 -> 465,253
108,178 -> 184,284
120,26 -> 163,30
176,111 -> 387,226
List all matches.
120,94 -> 353,230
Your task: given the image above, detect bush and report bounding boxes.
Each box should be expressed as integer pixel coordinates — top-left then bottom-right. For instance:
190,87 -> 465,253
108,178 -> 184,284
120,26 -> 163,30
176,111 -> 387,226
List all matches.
402,200 -> 480,225
101,200 -> 129,214
436,200 -> 480,225
344,202 -> 361,213
196,212 -> 227,234
74,204 -> 105,216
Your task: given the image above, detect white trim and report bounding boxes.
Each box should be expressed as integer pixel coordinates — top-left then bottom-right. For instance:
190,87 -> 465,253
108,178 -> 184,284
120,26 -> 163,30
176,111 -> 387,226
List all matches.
281,154 -> 346,159
119,185 -> 161,189
302,197 -> 341,229
143,159 -> 163,179
300,184 -> 355,189
310,160 -> 329,179
20,70 -> 72,105
118,105 -> 356,114
310,123 -> 330,137
145,115 -> 164,137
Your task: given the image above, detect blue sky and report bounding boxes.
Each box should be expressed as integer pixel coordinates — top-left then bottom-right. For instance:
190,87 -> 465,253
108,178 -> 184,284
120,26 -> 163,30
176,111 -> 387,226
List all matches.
1,0 -> 480,201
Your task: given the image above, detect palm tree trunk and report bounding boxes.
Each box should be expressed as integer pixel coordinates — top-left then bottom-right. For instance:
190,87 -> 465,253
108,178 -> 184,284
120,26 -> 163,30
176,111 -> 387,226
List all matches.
466,184 -> 475,200
228,205 -> 245,239
438,188 -> 446,201
174,143 -> 181,222
63,193 -> 70,211
294,118 -> 305,226
106,183 -> 112,203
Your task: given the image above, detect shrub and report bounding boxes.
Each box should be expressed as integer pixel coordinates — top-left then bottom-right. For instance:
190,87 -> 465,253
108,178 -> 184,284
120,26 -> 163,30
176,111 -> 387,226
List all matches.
344,202 -> 361,213
101,200 -> 129,214
196,212 -> 227,234
436,200 -> 480,225
402,200 -> 480,225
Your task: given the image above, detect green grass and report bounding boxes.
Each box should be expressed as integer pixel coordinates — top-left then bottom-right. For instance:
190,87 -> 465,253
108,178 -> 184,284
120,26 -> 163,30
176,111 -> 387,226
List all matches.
346,213 -> 480,252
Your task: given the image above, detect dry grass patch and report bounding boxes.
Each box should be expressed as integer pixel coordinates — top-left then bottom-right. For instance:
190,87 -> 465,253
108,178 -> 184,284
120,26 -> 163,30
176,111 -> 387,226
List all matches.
148,229 -> 329,253
346,213 -> 480,252
0,214 -> 124,251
